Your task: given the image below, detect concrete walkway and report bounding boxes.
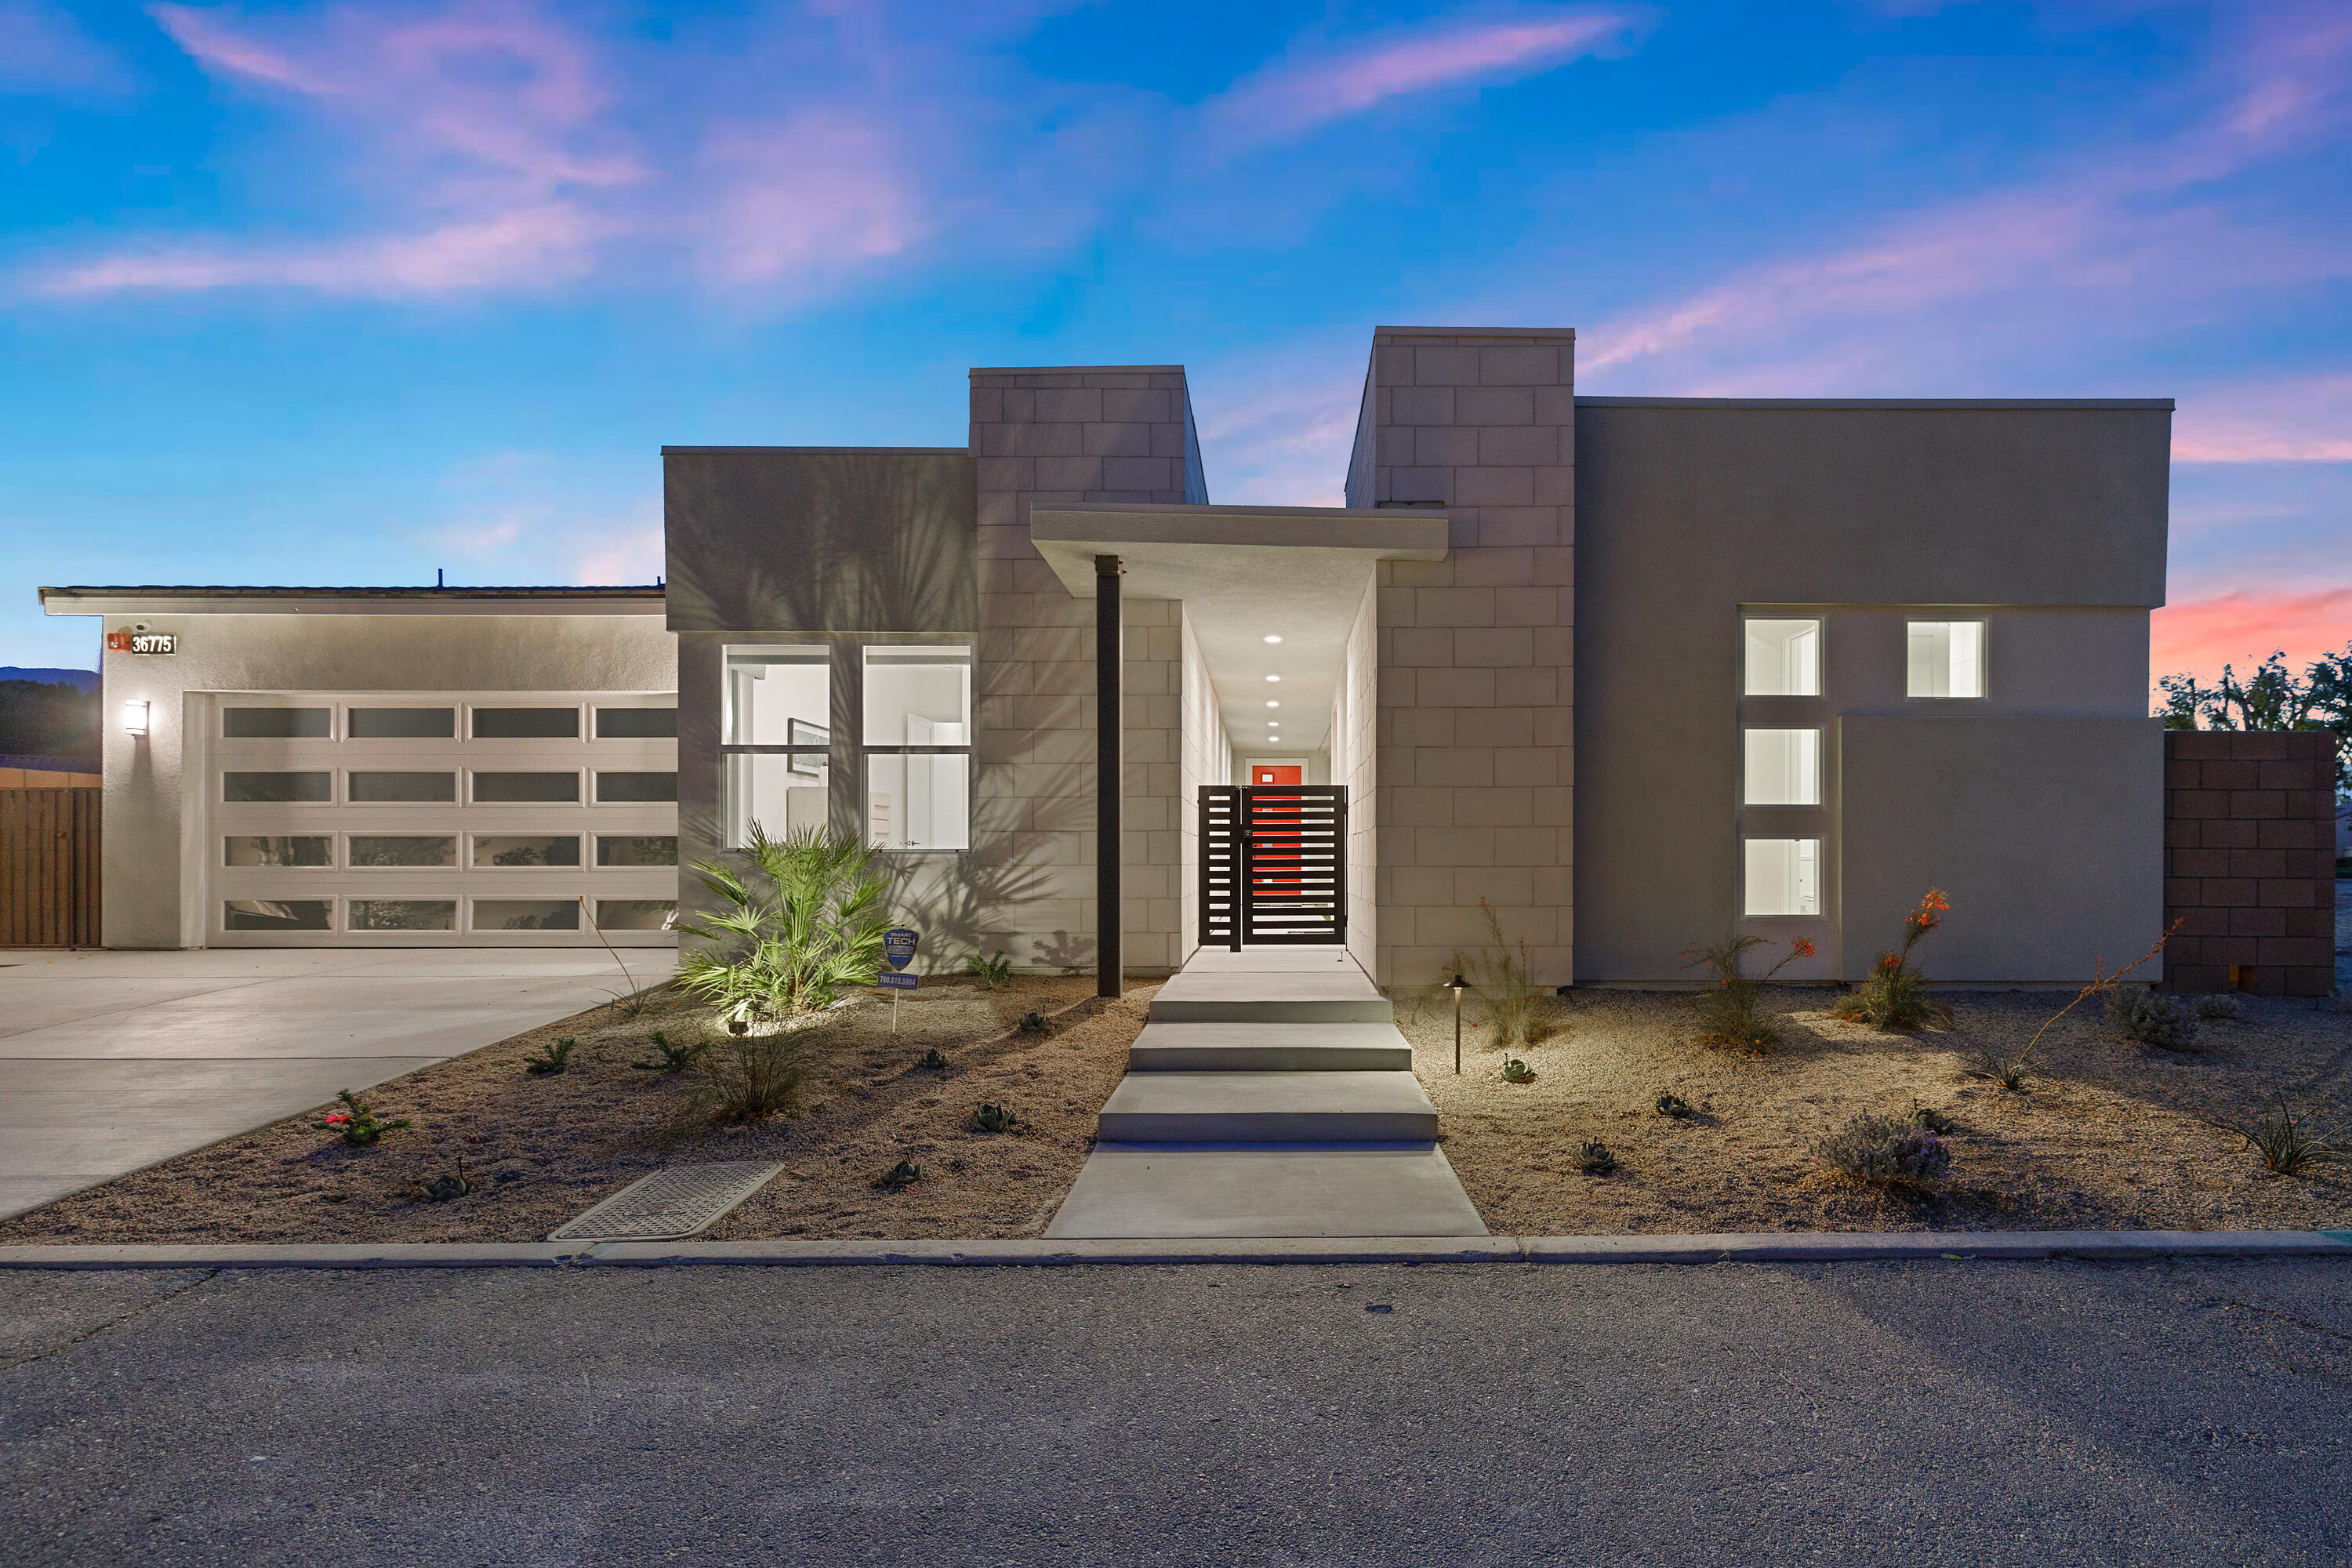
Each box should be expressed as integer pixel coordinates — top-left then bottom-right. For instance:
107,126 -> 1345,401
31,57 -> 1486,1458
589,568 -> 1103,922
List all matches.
0,948 -> 654,1220
1047,946 -> 1486,1238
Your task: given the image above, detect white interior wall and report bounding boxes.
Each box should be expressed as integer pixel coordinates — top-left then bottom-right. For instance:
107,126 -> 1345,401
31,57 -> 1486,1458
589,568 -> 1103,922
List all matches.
1178,608 -> 1232,958
1335,575 -> 1378,980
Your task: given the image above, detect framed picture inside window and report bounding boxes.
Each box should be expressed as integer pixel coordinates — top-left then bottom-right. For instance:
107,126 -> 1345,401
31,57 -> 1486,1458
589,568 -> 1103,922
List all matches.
789,719 -> 828,775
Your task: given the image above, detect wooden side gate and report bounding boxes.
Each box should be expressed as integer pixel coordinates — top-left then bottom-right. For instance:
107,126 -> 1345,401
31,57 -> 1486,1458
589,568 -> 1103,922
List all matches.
1,788 -> 100,946
1197,785 -> 1346,949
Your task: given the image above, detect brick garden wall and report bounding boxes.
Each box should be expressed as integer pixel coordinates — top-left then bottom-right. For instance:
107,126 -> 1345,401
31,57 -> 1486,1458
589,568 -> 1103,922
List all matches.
2162,729 -> 2338,996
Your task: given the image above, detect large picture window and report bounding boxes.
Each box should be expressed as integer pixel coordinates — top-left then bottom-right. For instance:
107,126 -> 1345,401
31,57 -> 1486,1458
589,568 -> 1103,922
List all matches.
720,646 -> 832,850
862,645 -> 971,852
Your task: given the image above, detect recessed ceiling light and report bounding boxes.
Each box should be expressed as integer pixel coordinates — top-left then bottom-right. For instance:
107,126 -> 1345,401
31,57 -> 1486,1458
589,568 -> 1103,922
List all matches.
1266,701 -> 1279,708
1263,635 -> 1283,644
1265,674 -> 1280,683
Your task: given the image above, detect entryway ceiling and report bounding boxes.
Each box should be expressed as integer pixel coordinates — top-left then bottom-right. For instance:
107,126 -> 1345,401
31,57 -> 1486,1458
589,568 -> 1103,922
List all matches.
1030,504 -> 1448,753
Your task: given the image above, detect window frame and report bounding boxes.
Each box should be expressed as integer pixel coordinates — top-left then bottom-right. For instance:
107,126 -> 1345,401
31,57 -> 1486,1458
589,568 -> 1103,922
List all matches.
1904,618 -> 1989,702
858,644 -> 973,855
718,644 -> 836,851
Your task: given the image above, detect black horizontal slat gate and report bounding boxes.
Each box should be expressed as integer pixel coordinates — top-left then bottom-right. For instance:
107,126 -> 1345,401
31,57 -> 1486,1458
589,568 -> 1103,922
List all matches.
1198,784 -> 1345,949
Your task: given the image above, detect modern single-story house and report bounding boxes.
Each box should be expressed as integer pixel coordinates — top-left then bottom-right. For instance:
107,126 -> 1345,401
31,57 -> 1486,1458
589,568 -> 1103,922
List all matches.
39,325 -> 2176,987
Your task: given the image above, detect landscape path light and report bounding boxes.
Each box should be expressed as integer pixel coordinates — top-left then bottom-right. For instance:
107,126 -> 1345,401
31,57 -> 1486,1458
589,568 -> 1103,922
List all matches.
1446,973 -> 1471,1075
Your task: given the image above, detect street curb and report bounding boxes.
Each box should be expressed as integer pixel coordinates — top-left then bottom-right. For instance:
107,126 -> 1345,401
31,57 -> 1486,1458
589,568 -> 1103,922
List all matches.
1,1230 -> 2347,1271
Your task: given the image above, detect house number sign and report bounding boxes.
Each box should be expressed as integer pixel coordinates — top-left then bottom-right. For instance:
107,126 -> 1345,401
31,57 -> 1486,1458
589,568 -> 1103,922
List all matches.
107,631 -> 176,655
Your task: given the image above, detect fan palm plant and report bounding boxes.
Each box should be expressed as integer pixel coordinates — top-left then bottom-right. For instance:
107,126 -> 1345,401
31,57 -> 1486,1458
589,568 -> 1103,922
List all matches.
673,824 -> 891,1026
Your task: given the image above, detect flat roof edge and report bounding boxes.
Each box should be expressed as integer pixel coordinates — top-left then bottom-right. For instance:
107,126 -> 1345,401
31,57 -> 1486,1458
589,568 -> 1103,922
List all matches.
659,446 -> 967,456
40,585 -> 668,617
1374,325 -> 1577,339
1575,396 -> 2176,411
968,365 -> 1187,376
1033,502 -> 1432,522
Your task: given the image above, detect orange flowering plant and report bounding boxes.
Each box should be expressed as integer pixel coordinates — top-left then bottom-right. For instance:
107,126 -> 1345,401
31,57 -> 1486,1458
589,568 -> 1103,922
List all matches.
1681,933 -> 1817,1055
1833,887 -> 1955,1030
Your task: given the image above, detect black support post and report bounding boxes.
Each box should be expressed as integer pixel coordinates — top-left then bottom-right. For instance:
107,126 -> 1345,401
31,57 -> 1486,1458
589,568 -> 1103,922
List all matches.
1095,554 -> 1123,1000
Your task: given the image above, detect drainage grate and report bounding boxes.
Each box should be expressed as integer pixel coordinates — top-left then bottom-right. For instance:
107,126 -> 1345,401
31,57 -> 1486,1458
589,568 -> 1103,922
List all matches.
548,1162 -> 785,1242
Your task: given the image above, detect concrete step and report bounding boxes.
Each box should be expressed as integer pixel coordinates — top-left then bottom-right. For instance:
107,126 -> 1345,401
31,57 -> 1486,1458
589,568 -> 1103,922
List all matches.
1095,1070 -> 1438,1143
1044,1142 -> 1488,1238
1150,953 -> 1392,1024
1127,1021 -> 1413,1074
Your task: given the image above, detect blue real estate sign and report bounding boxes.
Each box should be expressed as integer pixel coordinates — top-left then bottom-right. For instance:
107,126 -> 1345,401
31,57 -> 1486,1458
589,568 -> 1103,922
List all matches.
880,928 -> 919,990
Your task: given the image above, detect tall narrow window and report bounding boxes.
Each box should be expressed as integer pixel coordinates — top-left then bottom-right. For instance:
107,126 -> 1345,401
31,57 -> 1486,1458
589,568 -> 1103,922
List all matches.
1743,729 -> 1821,807
1907,620 -> 1986,699
1743,619 -> 1821,697
1744,838 -> 1821,917
720,646 -> 832,850
862,645 -> 971,852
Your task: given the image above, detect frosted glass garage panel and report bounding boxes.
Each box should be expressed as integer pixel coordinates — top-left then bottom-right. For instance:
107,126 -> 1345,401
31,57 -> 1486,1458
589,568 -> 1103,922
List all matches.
348,708 -> 454,739
474,899 -> 580,931
350,899 -> 456,931
724,647 -> 830,746
863,646 -> 971,746
350,835 -> 456,868
866,753 -> 970,851
597,899 -> 677,931
224,899 -> 332,931
1743,729 -> 1821,807
723,755 -> 829,850
224,771 -> 331,803
225,836 -> 329,867
473,835 -> 581,867
223,707 -> 331,739
350,771 -> 456,804
1907,621 -> 1985,699
595,707 -> 677,739
1743,620 -> 1820,697
1744,838 -> 1821,917
474,707 -> 579,739
597,835 -> 677,866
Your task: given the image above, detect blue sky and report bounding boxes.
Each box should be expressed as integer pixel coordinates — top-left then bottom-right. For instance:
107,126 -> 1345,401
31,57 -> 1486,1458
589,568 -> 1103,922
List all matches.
2,0 -> 2347,681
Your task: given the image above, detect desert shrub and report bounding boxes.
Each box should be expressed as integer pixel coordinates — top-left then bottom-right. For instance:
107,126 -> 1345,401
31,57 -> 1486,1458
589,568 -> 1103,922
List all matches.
313,1089 -> 410,1147
408,1157 -> 471,1203
678,1032 -> 813,1127
1449,902 -> 1550,1049
1573,1141 -> 1618,1175
2104,987 -> 2200,1051
1973,920 -> 2184,1093
676,825 -> 889,1029
2194,993 -> 2245,1022
2215,1095 -> 2345,1177
1018,1011 -> 1051,1033
971,1102 -> 1020,1133
918,1048 -> 950,1071
1810,1112 -> 1952,1186
630,1029 -> 708,1073
1500,1056 -> 1535,1083
1681,934 -> 1815,1055
967,950 -> 1014,990
524,1036 -> 575,1076
878,1160 -> 923,1189
1656,1092 -> 1692,1119
1831,889 -> 1953,1031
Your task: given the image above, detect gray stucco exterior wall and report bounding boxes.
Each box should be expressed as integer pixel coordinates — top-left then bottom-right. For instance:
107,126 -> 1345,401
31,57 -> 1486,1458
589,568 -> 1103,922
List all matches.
1571,398 -> 2173,984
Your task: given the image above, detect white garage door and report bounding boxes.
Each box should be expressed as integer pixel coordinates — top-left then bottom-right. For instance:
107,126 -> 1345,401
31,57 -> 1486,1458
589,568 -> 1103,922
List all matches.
204,691 -> 679,947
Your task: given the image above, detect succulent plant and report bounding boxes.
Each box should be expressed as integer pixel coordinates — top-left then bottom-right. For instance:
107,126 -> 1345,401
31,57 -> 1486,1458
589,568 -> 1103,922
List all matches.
1656,1092 -> 1692,1119
1574,1141 -> 1618,1176
1907,1098 -> 1958,1134
631,1029 -> 708,1073
918,1048 -> 950,1071
1017,1011 -> 1051,1033
1500,1056 -> 1535,1083
524,1036 -> 575,1076
879,1160 -> 924,1189
967,951 -> 1014,989
971,1102 -> 1019,1134
313,1088 -> 410,1147
419,1158 -> 470,1203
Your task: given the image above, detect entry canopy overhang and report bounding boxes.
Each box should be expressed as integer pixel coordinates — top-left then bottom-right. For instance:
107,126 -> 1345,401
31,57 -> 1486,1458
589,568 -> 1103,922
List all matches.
1031,503 -> 1449,753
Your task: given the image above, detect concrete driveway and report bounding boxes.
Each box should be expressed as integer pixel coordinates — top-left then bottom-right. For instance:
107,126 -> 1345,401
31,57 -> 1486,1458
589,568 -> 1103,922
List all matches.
0,949 -> 663,1219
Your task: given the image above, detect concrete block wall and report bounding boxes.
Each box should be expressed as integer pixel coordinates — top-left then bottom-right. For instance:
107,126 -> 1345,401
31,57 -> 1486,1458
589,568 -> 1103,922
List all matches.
1344,328 -> 1575,986
1334,576 -> 1378,978
1178,609 -> 1232,954
2162,729 -> 2338,997
969,368 -> 1207,976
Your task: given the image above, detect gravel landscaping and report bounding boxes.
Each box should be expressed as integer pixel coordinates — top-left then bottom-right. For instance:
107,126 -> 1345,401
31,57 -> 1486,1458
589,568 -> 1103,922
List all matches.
1405,985 -> 2352,1236
0,975 -> 1152,1245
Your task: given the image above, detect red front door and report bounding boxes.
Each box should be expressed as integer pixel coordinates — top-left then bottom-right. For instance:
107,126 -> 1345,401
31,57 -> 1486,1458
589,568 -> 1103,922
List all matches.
1247,768 -> 1306,900
1254,766 -> 1302,786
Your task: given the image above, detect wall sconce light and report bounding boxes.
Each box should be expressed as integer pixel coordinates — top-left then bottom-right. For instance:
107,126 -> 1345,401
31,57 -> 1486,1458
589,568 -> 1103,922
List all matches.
122,700 -> 149,735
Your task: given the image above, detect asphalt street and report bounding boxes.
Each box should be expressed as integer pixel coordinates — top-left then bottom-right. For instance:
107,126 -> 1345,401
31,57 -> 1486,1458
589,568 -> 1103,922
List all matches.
2,1256 -> 2347,1566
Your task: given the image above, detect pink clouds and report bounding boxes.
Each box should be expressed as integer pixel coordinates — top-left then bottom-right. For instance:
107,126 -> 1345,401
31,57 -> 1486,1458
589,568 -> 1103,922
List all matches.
2173,375 -> 2352,463
694,115 -> 922,291
0,1 -> 129,92
2153,586 -> 2352,681
1201,11 -> 1639,153
1579,4 -> 2352,391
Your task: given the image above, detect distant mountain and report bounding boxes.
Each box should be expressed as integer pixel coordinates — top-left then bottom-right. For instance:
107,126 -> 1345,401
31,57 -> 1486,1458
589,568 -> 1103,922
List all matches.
0,668 -> 100,691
